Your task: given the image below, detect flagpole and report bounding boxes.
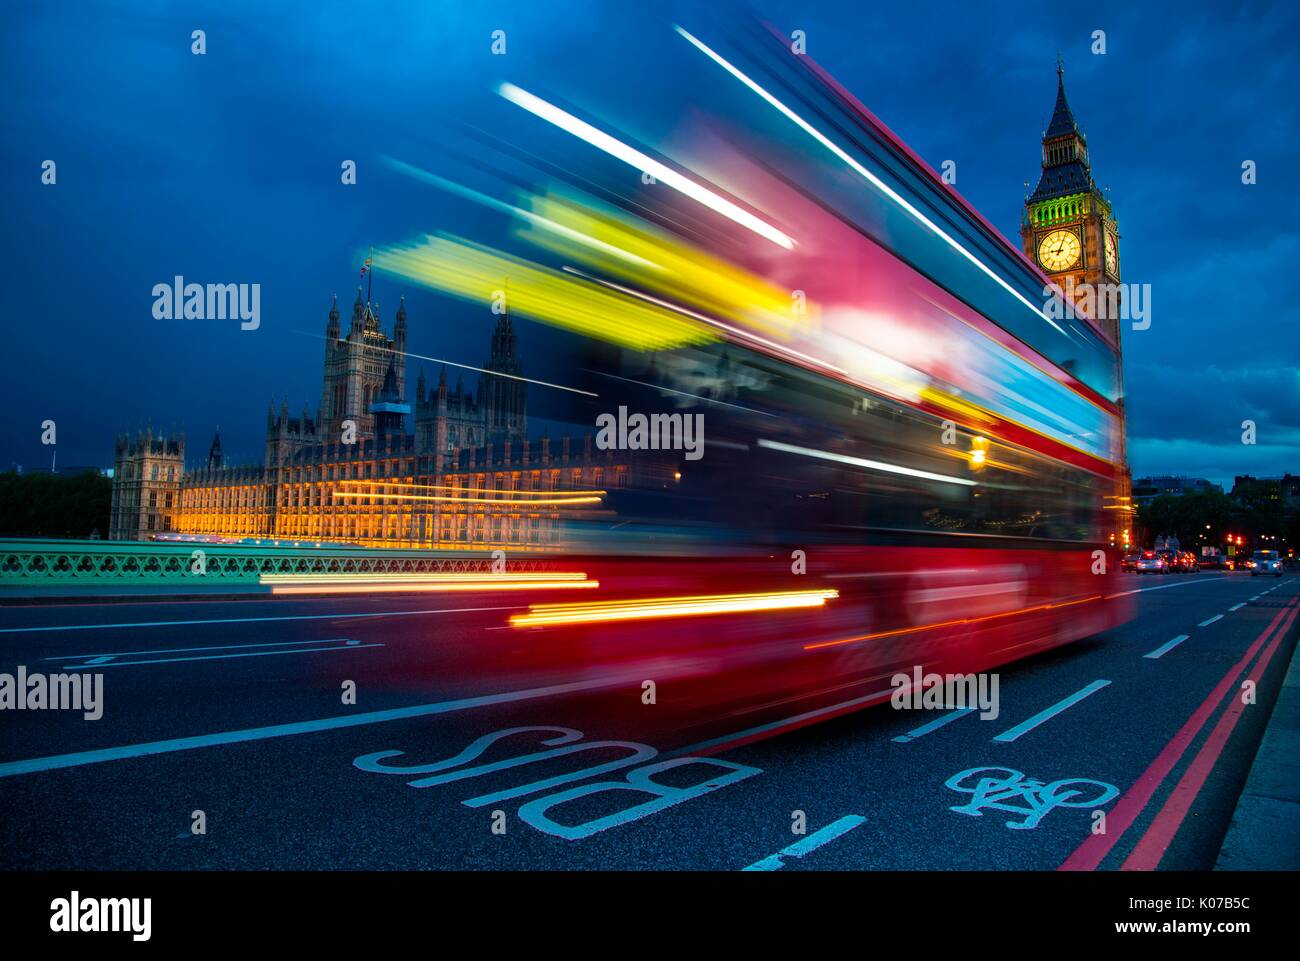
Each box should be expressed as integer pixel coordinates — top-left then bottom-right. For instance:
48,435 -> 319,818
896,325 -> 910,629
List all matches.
366,246 -> 374,305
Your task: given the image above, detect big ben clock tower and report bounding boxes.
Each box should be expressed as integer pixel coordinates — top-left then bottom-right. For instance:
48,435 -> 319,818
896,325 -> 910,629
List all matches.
1021,58 -> 1133,547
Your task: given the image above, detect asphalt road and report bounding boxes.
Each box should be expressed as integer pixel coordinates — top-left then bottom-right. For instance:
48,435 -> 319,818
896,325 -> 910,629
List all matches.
1,571 -> 1296,870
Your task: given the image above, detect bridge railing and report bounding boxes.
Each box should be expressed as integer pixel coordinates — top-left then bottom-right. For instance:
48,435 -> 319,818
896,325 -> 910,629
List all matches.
0,538 -> 548,584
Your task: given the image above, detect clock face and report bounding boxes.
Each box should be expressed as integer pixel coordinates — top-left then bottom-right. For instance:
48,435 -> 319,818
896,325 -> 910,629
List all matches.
1038,229 -> 1082,271
1104,229 -> 1119,276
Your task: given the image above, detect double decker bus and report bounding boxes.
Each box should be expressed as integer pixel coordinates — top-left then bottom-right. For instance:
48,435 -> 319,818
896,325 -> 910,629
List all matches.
379,17 -> 1132,718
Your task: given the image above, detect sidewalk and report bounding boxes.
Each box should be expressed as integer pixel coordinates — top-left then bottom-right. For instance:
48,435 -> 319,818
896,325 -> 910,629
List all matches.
1215,634 -> 1300,870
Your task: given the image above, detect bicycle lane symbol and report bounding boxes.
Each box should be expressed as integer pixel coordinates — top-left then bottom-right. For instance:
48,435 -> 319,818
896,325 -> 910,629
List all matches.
945,766 -> 1118,830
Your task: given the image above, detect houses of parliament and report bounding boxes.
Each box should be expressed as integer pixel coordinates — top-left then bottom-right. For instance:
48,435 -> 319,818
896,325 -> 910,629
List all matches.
108,289 -> 631,548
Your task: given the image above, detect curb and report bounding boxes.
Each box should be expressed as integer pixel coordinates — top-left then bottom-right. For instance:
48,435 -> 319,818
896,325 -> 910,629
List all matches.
1214,627 -> 1300,870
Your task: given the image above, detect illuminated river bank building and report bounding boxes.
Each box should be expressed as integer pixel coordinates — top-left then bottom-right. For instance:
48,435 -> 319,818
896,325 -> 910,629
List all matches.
109,291 -> 628,549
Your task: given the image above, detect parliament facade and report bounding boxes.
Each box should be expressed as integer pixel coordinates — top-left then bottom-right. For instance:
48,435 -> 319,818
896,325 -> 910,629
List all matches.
109,290 -> 631,549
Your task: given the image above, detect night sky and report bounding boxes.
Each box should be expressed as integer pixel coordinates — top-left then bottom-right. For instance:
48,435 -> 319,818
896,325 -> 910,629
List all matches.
2,0 -> 1296,487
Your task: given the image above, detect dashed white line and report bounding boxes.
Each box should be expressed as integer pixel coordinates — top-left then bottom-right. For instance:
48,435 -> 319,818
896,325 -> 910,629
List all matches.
742,815 -> 868,871
892,707 -> 975,743
1145,635 -> 1189,659
1198,614 -> 1224,627
1229,603 -> 1247,612
993,679 -> 1110,743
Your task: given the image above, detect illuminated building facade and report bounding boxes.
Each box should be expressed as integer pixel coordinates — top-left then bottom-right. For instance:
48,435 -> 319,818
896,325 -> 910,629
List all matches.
110,291 -> 633,547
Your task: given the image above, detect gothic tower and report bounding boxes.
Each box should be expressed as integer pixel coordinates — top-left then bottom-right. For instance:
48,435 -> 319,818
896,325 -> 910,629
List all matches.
1022,59 -> 1132,547
1021,59 -> 1122,339
479,305 -> 527,444
318,289 -> 406,441
369,357 -> 410,445
109,429 -> 185,540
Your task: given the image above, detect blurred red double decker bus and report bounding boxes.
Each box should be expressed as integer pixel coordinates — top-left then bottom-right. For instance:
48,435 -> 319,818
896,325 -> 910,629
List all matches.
384,20 -> 1134,727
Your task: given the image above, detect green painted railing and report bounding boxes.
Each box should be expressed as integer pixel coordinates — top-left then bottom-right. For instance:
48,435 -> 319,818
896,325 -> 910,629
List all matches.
0,538 -> 547,584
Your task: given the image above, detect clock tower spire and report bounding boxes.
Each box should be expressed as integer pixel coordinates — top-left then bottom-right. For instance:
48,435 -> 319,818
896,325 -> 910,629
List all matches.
1021,58 -> 1122,341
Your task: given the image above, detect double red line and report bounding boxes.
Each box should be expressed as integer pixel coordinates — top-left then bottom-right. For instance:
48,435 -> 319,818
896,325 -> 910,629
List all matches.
1060,593 -> 1299,870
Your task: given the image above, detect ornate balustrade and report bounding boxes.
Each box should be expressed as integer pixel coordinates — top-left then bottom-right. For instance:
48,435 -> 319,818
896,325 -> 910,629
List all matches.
0,538 -> 547,584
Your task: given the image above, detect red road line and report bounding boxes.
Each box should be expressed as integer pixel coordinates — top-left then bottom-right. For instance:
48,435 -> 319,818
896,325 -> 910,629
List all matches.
1121,600 -> 1299,870
1059,594 -> 1298,871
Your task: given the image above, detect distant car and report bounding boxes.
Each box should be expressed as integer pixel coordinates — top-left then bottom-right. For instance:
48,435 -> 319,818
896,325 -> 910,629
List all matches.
1181,551 -> 1200,572
1157,549 -> 1181,572
1120,553 -> 1140,573
1136,550 -> 1169,574
1252,550 -> 1283,577
1201,555 -> 1230,571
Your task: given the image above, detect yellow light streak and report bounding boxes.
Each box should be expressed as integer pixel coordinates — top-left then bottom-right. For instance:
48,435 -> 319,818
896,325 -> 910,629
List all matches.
269,579 -> 600,595
510,589 -> 838,628
330,491 -> 603,506
336,480 -> 606,498
260,571 -> 588,584
374,233 -> 716,351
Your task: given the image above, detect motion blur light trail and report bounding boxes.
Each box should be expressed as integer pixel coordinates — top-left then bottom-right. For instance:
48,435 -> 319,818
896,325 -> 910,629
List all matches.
511,589 -> 840,628
804,594 -> 1105,651
673,23 -> 1069,339
337,480 -> 606,497
374,233 -> 716,351
497,82 -> 796,250
758,438 -> 978,487
331,490 -> 603,506
267,578 -> 599,596
259,572 -> 591,584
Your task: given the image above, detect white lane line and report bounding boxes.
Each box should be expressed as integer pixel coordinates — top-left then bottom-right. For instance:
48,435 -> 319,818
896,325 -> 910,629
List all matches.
0,605 -> 518,634
892,707 -> 975,743
1198,614 -> 1224,627
1106,577 -> 1244,598
0,672 -> 643,779
1229,603 -> 1247,612
1144,635 -> 1190,659
47,637 -> 361,661
742,815 -> 867,871
993,680 -> 1110,743
57,640 -> 382,669
1250,595 -> 1261,601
